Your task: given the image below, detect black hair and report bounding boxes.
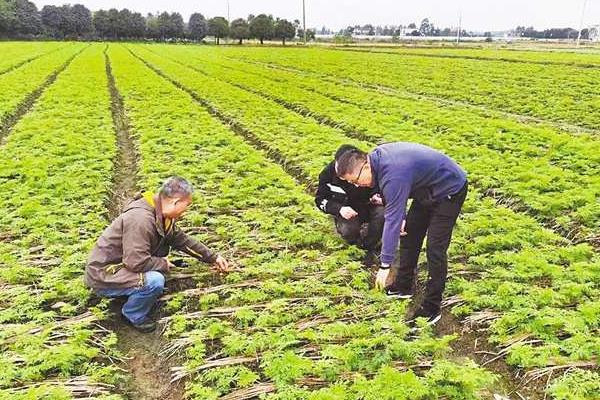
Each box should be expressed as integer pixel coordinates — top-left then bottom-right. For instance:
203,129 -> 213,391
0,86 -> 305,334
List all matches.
336,149 -> 368,177
334,144 -> 359,161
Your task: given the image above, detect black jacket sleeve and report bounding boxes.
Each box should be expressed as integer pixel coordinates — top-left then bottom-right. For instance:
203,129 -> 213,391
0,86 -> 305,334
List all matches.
315,164 -> 344,216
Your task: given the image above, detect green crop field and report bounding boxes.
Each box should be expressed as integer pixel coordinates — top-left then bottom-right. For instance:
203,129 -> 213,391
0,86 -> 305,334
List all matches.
0,42 -> 598,400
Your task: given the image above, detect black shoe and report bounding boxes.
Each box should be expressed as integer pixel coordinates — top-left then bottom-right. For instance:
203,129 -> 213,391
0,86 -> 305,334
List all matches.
408,307 -> 441,330
125,316 -> 157,333
385,288 -> 413,299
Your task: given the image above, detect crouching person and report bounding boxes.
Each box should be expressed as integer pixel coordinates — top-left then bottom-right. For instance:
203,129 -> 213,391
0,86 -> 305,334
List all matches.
84,176 -> 229,333
315,144 -> 385,266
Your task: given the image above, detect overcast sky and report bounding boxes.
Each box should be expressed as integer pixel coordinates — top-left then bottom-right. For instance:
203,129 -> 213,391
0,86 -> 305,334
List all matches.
33,0 -> 600,32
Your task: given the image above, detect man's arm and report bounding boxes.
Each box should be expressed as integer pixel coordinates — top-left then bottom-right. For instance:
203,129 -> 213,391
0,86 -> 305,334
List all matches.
170,225 -> 218,264
122,212 -> 169,273
380,179 -> 411,266
315,165 -> 345,216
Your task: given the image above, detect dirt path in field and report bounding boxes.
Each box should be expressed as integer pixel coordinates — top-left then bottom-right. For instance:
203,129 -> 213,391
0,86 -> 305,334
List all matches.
103,46 -> 185,400
437,312 -> 545,400
104,47 -> 141,220
103,302 -> 185,400
0,45 -> 86,145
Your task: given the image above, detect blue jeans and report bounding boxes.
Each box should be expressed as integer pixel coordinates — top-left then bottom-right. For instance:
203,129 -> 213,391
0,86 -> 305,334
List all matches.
96,271 -> 165,324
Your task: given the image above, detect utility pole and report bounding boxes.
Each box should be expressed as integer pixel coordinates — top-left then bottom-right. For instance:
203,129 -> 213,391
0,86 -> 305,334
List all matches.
225,0 -> 230,44
576,0 -> 588,47
456,11 -> 462,44
303,0 -> 307,44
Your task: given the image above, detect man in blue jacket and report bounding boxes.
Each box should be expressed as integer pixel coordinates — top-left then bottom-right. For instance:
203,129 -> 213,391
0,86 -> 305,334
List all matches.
336,142 -> 468,325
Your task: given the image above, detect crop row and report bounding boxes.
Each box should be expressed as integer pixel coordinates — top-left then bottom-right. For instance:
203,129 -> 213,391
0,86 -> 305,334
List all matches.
0,45 -> 121,399
107,44 -> 500,399
126,44 -> 600,398
143,44 -> 600,244
216,46 -> 600,130
0,43 -> 83,130
0,42 -> 64,74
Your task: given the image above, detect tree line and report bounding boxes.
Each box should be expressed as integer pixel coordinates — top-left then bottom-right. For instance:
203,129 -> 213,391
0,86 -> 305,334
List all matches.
513,26 -> 589,40
328,19 -> 592,41
337,18 -> 472,38
337,19 -> 590,39
0,0 -> 306,44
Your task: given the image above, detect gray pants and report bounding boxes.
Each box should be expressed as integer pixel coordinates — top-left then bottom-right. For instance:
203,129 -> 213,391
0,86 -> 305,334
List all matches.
334,205 -> 385,251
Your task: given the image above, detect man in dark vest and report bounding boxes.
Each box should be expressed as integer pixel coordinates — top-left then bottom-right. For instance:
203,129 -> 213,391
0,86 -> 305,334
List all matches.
315,144 -> 385,266
85,176 -> 229,332
336,142 -> 468,326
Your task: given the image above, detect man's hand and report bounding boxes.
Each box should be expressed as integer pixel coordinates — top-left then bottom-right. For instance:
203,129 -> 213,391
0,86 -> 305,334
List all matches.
375,267 -> 390,291
163,257 -> 175,273
400,219 -> 407,236
213,255 -> 230,273
339,206 -> 358,220
370,193 -> 383,206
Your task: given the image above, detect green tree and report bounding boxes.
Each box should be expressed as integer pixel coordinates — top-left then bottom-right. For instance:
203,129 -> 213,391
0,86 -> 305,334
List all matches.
145,13 -> 159,39
249,13 -> 273,44
13,0 -> 41,35
128,11 -> 145,38
70,4 -> 92,37
170,12 -> 184,38
230,17 -> 249,44
156,11 -> 184,40
0,0 -> 41,36
419,18 -> 434,36
40,5 -> 61,37
274,18 -> 295,45
208,16 -> 229,44
0,0 -> 13,36
188,12 -> 207,40
92,9 -> 108,38
296,27 -> 315,42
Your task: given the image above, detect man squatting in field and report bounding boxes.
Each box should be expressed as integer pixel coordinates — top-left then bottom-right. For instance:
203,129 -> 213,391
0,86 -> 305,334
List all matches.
315,145 -> 385,267
336,142 -> 468,325
84,176 -> 229,333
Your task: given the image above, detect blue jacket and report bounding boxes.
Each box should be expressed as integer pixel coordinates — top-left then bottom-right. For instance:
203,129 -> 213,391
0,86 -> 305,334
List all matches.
369,142 -> 467,265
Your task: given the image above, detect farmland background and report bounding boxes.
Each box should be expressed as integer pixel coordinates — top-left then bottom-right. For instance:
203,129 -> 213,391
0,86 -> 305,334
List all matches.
0,42 -> 599,400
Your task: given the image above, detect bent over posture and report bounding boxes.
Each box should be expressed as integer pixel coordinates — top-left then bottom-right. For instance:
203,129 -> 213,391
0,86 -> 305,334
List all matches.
85,176 -> 228,332
336,142 -> 468,325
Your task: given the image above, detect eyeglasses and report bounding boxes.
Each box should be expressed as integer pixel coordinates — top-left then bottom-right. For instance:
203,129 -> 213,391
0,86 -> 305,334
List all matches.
348,161 -> 367,186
